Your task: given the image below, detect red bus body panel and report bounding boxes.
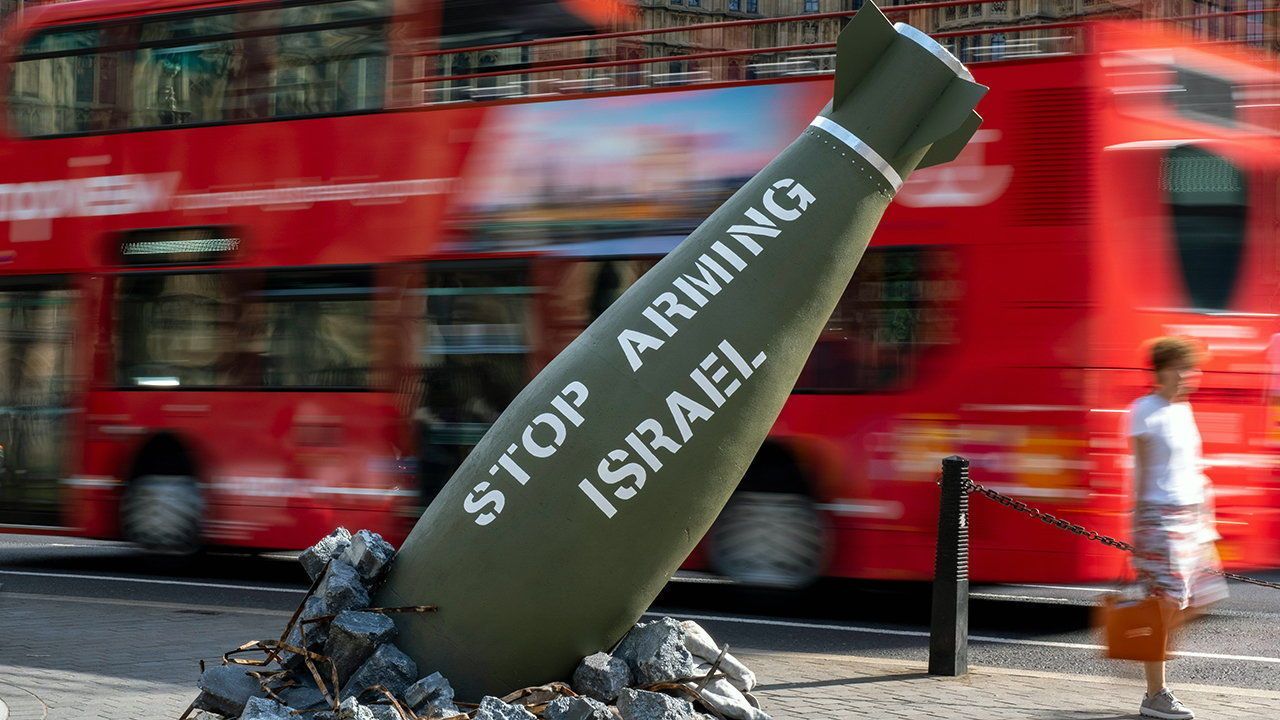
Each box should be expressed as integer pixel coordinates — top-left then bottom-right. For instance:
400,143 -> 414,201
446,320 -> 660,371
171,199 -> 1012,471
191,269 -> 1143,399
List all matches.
0,3 -> 1276,580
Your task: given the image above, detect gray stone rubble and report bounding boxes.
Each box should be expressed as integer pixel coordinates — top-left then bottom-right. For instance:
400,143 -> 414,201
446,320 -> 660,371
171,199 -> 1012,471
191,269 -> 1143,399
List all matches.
301,527 -> 353,581
239,697 -> 293,720
542,696 -> 615,720
473,696 -> 537,720
613,618 -> 696,686
342,642 -> 419,700
187,528 -> 769,720
327,611 -> 398,683
318,558 -> 371,615
194,664 -> 266,716
616,689 -> 698,720
343,529 -> 396,583
571,653 -> 631,703
405,672 -> 461,718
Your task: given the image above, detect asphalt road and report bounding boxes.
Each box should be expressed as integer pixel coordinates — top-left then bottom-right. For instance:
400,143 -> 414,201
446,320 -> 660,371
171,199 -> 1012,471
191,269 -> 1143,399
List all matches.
1,533 -> 1278,691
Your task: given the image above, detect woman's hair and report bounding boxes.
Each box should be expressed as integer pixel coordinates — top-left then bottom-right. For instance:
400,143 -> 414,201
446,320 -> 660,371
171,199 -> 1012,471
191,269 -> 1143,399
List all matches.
1146,336 -> 1204,372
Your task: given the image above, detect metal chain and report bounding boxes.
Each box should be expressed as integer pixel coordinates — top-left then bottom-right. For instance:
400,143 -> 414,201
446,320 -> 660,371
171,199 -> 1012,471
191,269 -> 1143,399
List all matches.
949,473 -> 1280,591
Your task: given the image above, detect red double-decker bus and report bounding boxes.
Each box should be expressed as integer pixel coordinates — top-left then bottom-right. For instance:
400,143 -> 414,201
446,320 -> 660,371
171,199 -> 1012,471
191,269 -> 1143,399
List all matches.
0,0 -> 1276,587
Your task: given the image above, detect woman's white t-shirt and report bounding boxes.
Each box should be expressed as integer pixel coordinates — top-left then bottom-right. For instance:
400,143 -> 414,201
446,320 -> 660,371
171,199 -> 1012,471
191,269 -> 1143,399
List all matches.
1128,394 -> 1206,507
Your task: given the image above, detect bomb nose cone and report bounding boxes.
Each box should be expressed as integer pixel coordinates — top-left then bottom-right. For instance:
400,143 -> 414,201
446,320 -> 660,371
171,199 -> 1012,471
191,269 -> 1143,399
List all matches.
821,2 -> 987,176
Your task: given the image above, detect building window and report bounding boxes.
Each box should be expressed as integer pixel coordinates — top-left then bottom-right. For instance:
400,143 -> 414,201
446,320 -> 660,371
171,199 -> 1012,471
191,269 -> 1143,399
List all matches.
747,0 -> 758,12
670,0 -> 683,4
729,0 -> 740,9
688,0 -> 700,6
1247,0 -> 1264,44
804,0 -> 819,11
990,33 -> 1006,61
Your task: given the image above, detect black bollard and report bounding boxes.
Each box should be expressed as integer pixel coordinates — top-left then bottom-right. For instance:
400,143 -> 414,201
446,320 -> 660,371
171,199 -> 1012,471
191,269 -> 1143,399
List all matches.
929,455 -> 970,676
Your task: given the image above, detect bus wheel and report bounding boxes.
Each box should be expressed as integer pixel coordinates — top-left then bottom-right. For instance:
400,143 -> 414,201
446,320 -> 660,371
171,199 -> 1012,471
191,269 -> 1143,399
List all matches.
121,475 -> 204,554
708,490 -> 828,589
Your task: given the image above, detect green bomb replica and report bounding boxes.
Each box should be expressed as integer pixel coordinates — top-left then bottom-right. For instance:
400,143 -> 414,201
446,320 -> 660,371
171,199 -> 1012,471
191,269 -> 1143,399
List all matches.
378,2 -> 988,700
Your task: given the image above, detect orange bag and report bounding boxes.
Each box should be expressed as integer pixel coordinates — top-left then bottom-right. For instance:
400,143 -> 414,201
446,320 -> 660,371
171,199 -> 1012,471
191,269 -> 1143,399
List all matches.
1097,594 -> 1173,662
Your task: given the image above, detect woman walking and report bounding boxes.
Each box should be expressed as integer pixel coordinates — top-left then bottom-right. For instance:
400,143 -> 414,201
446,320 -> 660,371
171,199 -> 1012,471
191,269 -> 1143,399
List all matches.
1128,337 -> 1228,720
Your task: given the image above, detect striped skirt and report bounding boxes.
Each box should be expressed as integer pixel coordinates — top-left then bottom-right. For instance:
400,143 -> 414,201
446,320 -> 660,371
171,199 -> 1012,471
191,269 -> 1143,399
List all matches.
1132,504 -> 1229,610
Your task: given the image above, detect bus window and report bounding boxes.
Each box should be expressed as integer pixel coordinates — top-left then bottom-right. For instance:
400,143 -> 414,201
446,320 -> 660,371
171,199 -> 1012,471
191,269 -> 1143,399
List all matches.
277,1 -> 390,115
7,0 -> 391,137
795,248 -> 956,394
8,25 -> 135,135
564,259 -> 655,323
0,282 -> 77,525
116,272 -> 243,387
1172,67 -> 1236,126
131,8 -> 279,126
250,271 -> 374,389
1162,145 -> 1247,311
116,269 -> 374,389
415,262 -> 533,502
539,258 -> 658,357
420,264 -> 530,427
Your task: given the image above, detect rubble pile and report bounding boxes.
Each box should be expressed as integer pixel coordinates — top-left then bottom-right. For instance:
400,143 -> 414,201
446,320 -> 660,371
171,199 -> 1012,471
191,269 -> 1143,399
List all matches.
184,529 -> 770,720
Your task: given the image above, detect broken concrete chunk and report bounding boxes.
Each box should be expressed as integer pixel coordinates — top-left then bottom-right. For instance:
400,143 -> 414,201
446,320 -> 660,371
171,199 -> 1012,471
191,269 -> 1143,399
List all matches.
282,595 -> 333,671
342,643 -> 418,700
301,527 -> 353,581
614,618 -> 696,685
276,680 -> 327,711
572,652 -> 632,703
318,559 -> 371,614
325,611 -> 397,683
616,689 -> 698,720
338,697 -> 375,720
240,697 -> 293,720
299,595 -> 333,648
339,699 -> 410,720
368,706 -> 403,720
472,696 -> 537,720
543,695 -> 615,720
341,529 -> 396,583
195,664 -> 267,717
404,672 -> 459,718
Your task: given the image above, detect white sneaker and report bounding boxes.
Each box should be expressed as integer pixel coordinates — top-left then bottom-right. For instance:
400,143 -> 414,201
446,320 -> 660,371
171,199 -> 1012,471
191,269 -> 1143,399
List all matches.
1141,689 -> 1195,720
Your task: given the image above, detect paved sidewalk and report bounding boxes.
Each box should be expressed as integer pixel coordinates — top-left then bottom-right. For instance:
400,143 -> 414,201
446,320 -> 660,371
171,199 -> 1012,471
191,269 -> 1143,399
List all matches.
2,591 -> 1278,719
739,650 -> 1280,719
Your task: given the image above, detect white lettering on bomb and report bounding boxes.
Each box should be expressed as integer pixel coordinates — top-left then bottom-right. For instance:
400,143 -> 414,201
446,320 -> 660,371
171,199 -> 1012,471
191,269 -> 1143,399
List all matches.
618,178 -> 813,372
469,174 -> 806,527
464,482 -> 504,527
464,380 -> 589,526
578,338 -> 767,518
522,413 -> 566,459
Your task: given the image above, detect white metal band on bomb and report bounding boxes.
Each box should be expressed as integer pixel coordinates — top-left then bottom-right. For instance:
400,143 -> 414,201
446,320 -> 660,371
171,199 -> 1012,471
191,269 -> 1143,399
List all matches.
893,22 -> 974,81
807,116 -> 904,193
